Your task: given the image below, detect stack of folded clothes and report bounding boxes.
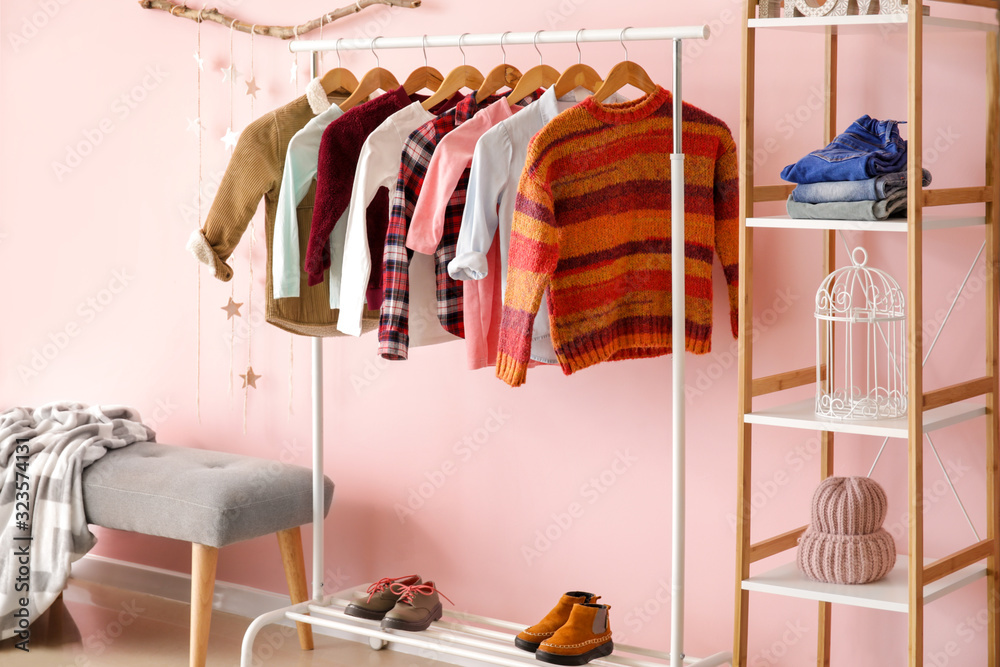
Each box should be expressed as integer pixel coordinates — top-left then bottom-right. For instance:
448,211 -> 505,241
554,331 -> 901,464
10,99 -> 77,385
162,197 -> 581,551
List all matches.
780,115 -> 931,222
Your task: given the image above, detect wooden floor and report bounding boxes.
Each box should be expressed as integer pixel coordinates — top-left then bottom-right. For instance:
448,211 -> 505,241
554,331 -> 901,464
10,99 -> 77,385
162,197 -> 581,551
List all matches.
0,578 -> 445,666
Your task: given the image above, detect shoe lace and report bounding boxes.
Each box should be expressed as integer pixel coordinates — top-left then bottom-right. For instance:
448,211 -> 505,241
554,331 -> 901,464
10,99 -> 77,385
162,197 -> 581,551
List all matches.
388,581 -> 454,606
365,575 -> 418,603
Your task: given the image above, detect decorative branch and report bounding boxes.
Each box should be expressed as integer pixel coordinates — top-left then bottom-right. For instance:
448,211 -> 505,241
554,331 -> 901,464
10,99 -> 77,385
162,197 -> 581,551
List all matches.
138,0 -> 421,39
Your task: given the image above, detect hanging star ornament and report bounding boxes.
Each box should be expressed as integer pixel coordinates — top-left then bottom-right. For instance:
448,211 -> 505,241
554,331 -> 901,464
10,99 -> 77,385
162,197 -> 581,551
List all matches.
221,127 -> 239,150
290,61 -> 298,84
186,117 -> 205,134
221,297 -> 243,319
240,367 -> 262,389
193,52 -> 204,70
245,77 -> 260,98
221,64 -> 242,83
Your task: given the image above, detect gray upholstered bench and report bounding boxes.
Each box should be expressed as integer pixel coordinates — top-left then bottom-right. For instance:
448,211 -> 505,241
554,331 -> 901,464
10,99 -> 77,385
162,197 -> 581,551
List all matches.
80,441 -> 333,667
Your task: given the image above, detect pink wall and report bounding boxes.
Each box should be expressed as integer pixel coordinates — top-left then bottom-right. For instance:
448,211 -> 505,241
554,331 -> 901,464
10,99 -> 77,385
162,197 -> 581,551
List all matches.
1,1 -> 996,665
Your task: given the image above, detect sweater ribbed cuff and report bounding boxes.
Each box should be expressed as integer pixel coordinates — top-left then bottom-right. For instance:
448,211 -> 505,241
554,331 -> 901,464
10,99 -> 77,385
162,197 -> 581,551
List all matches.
495,352 -> 528,387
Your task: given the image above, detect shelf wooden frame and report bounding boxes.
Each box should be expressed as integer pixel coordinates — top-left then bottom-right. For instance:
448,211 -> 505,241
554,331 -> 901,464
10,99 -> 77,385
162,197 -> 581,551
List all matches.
734,2 -> 1000,666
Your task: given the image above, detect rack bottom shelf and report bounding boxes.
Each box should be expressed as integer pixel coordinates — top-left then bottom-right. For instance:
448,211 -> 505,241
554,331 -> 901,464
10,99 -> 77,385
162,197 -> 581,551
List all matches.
241,584 -> 733,667
741,555 -> 986,612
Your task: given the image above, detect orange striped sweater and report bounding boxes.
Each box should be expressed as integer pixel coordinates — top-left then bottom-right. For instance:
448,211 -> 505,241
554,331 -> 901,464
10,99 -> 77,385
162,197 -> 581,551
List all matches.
496,86 -> 739,387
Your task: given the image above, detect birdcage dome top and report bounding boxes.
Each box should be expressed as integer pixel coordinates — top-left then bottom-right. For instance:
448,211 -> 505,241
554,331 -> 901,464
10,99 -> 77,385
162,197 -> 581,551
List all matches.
815,247 -> 905,322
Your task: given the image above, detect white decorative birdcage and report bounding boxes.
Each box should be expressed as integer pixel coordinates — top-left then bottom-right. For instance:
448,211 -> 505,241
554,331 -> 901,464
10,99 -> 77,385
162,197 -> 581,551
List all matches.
815,247 -> 907,420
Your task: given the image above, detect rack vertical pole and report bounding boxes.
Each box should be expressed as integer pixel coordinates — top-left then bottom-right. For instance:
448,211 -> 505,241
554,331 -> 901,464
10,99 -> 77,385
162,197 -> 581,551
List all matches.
733,3 -> 756,666
670,37 -> 687,667
985,23 -> 1000,667
818,26 -> 839,667
310,52 -> 326,606
906,1 -> 926,665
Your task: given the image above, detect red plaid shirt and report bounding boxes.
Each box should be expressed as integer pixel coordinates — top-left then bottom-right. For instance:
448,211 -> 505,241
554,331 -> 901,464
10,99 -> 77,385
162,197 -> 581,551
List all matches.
379,94 -> 502,360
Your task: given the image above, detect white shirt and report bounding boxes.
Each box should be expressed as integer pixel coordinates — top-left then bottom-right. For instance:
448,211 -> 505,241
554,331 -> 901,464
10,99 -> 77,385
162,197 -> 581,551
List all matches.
336,102 -> 458,349
448,87 -> 610,363
272,102 -> 344,299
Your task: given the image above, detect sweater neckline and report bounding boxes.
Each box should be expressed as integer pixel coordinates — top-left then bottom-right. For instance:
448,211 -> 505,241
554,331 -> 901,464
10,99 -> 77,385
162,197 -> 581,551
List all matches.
581,86 -> 671,125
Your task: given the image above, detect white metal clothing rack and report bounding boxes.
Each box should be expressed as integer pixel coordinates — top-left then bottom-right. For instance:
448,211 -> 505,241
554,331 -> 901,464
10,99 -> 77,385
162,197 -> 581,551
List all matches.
240,26 -> 732,667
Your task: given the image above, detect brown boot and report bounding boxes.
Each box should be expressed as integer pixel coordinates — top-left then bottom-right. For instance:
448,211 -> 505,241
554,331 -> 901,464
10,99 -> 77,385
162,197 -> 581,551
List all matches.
514,591 -> 599,653
381,581 -> 453,632
535,603 -> 613,666
344,575 -> 421,620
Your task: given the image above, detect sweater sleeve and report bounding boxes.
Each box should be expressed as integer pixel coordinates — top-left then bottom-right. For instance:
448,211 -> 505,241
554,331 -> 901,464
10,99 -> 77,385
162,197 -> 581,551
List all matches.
306,120 -> 358,286
495,149 -> 558,387
406,137 -> 469,255
449,127 -> 512,281
187,114 -> 279,282
713,131 -> 741,338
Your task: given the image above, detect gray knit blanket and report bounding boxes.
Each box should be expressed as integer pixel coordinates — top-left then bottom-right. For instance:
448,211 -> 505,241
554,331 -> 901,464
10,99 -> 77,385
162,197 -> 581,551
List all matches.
0,403 -> 154,642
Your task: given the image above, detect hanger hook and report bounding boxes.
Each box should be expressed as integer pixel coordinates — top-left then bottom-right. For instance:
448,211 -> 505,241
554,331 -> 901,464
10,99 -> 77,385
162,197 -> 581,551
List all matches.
422,34 -> 429,67
500,31 -> 511,65
459,32 -> 469,67
336,37 -> 343,68
533,30 -> 543,66
371,36 -> 380,68
620,27 -> 631,62
575,29 -> 584,64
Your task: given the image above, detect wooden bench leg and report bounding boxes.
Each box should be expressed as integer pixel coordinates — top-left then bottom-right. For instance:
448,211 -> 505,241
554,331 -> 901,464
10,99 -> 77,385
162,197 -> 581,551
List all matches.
276,526 -> 314,651
191,543 -> 219,667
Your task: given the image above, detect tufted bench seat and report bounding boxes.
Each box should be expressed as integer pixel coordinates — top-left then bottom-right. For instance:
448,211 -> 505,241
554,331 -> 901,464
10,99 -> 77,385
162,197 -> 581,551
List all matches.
80,441 -> 333,667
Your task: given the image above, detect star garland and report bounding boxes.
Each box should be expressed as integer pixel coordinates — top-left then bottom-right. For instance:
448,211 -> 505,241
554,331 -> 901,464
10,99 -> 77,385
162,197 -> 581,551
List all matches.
194,5 -> 204,422
243,25 -> 262,433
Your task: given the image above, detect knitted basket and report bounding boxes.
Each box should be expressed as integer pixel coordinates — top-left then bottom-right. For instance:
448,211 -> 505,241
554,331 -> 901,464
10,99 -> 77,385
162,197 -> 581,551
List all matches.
796,476 -> 896,585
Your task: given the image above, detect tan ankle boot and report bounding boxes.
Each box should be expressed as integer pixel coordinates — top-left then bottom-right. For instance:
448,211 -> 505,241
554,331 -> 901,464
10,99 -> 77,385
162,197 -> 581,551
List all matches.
514,591 -> 599,653
535,603 -> 613,666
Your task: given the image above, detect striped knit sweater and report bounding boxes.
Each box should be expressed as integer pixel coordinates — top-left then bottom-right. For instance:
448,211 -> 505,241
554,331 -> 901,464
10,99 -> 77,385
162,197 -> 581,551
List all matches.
496,86 -> 739,387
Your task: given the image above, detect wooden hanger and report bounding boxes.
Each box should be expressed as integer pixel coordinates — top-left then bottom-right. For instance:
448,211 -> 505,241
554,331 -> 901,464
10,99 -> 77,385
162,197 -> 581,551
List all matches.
475,32 -> 522,103
319,38 -> 359,95
403,35 -> 444,95
506,31 -> 561,106
340,37 -> 401,111
423,34 -> 485,110
591,28 -> 659,103
553,30 -> 603,98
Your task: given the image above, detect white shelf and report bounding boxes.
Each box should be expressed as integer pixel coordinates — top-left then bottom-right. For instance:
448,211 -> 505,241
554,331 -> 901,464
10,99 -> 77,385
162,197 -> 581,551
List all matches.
746,214 -> 986,232
744,398 -> 986,437
742,555 -> 987,612
749,15 -> 998,34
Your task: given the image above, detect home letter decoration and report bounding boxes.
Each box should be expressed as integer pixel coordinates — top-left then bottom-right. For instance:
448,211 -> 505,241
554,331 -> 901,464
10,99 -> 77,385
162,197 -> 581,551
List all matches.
785,0 -> 850,18
759,0 -> 782,18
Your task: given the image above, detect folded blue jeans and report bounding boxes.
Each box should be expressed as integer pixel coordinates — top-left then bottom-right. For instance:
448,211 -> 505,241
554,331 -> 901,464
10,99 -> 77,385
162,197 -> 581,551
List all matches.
791,169 -> 932,204
781,115 -> 908,184
786,189 -> 909,222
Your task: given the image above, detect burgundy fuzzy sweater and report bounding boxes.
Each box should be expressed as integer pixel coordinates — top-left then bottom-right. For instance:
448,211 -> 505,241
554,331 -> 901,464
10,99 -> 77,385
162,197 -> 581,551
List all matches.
307,87 -> 412,287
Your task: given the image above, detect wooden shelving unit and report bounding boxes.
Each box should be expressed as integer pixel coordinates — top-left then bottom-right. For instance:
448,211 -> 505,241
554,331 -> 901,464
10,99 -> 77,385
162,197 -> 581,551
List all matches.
734,2 -> 1000,666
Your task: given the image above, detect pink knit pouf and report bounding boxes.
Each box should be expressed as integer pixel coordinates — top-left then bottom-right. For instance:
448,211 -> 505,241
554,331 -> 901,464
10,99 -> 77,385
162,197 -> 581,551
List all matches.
797,476 -> 896,585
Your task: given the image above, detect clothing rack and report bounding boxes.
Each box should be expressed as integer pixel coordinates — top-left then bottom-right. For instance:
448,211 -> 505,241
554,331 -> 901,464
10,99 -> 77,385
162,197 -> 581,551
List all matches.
240,26 -> 731,667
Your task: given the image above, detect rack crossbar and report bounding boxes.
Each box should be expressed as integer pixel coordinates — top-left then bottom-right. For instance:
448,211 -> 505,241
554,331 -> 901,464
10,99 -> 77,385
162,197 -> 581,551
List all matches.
290,26 -> 710,53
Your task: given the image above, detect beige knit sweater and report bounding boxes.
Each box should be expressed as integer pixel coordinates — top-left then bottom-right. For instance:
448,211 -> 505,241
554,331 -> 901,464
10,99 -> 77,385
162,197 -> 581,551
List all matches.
187,78 -> 379,337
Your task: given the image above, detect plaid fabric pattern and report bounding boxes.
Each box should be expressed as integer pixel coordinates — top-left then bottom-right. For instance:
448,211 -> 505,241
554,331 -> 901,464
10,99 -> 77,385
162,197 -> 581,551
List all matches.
379,94 -> 500,360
